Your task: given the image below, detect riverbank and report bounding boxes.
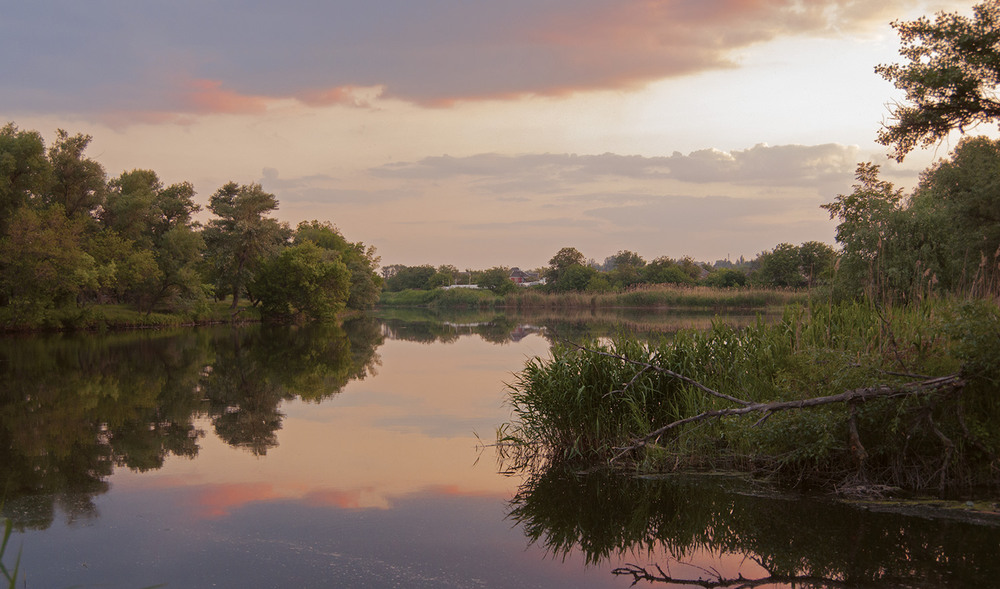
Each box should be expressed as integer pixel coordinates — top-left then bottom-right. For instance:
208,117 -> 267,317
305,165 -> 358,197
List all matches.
0,300 -> 262,333
498,297 -> 1000,498
380,283 -> 809,310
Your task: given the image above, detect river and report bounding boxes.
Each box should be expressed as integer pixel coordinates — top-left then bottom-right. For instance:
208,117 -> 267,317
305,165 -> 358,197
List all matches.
1,309 -> 996,588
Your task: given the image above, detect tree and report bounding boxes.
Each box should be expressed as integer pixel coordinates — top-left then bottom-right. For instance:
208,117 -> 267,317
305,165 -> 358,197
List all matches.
252,241 -> 351,321
909,135 -> 1000,290
823,163 -> 928,300
383,265 -> 436,291
0,123 -> 50,234
798,241 -> 838,287
605,250 -> 645,271
604,250 -> 646,289
550,264 -> 597,292
477,266 -> 517,294
102,169 -> 204,311
44,129 -> 106,217
877,1 -> 1000,161
753,243 -> 805,288
293,220 -> 382,309
203,182 -> 289,309
0,205 -> 97,317
546,247 -> 586,283
702,268 -> 747,288
640,257 -> 694,285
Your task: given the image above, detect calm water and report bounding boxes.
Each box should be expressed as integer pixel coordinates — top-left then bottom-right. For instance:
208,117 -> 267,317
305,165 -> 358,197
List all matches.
1,310 -> 997,588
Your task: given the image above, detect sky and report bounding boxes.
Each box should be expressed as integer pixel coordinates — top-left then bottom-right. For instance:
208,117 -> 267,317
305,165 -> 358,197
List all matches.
1,0 -> 979,270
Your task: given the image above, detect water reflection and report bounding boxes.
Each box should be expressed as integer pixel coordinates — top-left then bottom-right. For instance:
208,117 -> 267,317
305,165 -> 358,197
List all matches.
507,467 -> 1000,587
0,317 -> 382,529
375,307 -> 771,346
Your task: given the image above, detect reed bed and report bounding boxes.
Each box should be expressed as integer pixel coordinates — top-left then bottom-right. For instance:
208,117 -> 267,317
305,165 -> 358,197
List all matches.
498,298 -> 1000,495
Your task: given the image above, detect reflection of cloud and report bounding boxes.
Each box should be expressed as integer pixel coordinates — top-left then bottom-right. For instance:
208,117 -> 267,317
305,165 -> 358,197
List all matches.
302,489 -> 365,509
185,482 -> 508,519
193,483 -> 280,519
1,1 -> 948,118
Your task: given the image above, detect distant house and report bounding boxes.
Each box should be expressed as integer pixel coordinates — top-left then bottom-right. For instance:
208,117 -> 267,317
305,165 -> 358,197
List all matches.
509,267 -> 529,284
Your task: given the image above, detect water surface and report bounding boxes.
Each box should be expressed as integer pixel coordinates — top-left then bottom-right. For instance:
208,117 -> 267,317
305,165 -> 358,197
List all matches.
1,310 -> 996,588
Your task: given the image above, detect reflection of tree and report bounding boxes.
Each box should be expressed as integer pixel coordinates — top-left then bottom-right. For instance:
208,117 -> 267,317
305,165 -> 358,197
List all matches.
201,319 -> 385,455
507,467 -> 1000,587
374,308 -> 768,347
0,320 -> 386,527
0,330 -> 211,529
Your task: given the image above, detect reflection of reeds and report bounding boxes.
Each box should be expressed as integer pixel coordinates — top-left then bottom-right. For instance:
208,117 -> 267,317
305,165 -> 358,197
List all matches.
507,468 -> 1000,585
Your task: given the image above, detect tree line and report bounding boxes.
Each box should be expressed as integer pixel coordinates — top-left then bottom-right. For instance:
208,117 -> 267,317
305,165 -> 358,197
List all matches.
0,123 -> 382,328
380,241 -> 838,295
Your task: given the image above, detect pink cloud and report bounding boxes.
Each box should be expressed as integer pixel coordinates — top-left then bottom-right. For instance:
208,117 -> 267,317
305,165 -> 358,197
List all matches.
302,489 -> 366,509
181,79 -> 270,115
298,85 -> 382,108
192,483 -> 281,519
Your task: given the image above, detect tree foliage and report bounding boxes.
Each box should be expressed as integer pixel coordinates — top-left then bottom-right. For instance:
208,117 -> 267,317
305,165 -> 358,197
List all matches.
44,129 -> 106,217
0,123 -> 49,233
477,266 -> 517,294
0,123 -> 383,327
877,1 -> 1000,160
252,241 -> 351,321
293,220 -> 382,309
203,182 -> 289,308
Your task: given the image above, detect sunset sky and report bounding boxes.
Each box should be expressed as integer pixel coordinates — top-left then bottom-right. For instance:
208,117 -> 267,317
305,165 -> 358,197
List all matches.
1,0 -> 978,269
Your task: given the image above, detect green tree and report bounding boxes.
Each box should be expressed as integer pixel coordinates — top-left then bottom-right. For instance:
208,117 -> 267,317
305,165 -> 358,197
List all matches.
546,247 -> 586,283
0,123 -> 50,234
44,130 -> 106,218
798,241 -> 838,287
203,182 -> 289,309
605,250 -> 646,289
877,1 -> 1000,161
640,257 -> 694,285
550,264 -> 597,292
753,243 -> 805,287
910,135 -> 1000,290
477,266 -> 517,294
822,163 -> 925,300
0,205 -> 97,320
702,267 -> 748,288
384,265 -> 436,291
102,169 -> 205,310
293,220 -> 382,309
252,241 -> 351,321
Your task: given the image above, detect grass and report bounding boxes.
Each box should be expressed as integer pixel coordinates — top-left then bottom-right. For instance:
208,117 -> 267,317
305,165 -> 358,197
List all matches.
498,297 -> 1000,495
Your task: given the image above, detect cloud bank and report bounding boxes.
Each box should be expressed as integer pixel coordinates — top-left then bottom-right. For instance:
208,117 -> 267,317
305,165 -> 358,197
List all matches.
1,0 -> 943,120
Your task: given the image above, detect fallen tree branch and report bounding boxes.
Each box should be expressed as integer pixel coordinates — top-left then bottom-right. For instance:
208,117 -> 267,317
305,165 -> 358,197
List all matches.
611,374 -> 965,462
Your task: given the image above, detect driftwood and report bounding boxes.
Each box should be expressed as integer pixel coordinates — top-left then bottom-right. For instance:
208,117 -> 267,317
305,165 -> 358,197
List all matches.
578,339 -> 968,463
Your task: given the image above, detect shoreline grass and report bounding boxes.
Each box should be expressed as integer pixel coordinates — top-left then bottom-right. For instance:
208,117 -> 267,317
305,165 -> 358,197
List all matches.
380,284 -> 810,311
498,297 -> 1000,497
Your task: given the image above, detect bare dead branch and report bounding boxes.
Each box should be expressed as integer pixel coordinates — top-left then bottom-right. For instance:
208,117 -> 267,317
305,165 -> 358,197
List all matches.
611,562 -> 855,588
